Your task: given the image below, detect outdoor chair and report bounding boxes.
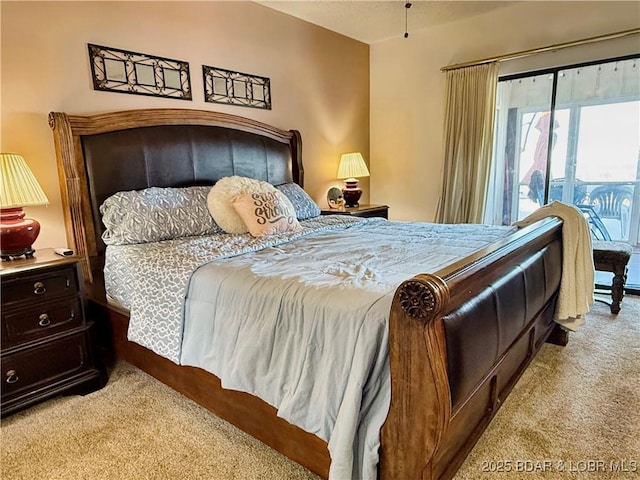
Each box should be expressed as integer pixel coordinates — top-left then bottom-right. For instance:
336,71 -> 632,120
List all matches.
589,185 -> 633,238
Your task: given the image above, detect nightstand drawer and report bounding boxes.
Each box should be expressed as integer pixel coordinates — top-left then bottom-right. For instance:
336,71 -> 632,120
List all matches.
1,329 -> 92,401
1,297 -> 83,349
1,266 -> 79,308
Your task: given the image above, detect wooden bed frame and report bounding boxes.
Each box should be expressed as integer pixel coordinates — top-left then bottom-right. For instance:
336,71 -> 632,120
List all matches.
49,108 -> 566,480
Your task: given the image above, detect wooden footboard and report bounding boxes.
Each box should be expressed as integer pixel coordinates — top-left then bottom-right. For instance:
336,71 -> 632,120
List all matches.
381,217 -> 563,480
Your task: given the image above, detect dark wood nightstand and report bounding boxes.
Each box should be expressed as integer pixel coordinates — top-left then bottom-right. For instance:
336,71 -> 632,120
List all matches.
0,249 -> 107,417
321,204 -> 389,219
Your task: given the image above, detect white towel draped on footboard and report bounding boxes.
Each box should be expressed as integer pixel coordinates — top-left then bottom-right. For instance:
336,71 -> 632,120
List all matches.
515,201 -> 594,330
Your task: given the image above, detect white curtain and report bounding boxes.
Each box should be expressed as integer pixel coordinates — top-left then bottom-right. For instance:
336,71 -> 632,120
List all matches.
436,63 -> 499,224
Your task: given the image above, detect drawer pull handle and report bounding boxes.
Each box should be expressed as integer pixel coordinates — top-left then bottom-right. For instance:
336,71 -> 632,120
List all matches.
33,282 -> 46,295
38,313 -> 51,327
6,370 -> 19,384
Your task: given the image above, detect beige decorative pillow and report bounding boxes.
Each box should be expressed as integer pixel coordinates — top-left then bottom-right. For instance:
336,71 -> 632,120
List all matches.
207,176 -> 278,234
232,190 -> 302,237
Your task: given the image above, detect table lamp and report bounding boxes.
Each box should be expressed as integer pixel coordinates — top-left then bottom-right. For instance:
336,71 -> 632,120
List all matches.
0,153 -> 49,260
337,152 -> 370,207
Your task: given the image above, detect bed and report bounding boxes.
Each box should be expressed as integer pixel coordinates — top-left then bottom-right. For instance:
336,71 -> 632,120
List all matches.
49,108 -> 566,480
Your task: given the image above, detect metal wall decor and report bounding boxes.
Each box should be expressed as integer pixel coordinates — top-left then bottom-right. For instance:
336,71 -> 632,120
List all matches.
203,65 -> 271,110
88,43 -> 192,100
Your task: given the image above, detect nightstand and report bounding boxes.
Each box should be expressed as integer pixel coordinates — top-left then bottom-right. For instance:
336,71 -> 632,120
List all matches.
320,204 -> 389,219
0,249 -> 107,417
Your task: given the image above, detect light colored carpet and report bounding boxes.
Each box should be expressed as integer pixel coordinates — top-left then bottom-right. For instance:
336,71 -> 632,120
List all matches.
1,297 -> 638,480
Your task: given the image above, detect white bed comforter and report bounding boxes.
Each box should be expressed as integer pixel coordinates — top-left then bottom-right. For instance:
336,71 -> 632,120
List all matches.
104,217 -> 516,479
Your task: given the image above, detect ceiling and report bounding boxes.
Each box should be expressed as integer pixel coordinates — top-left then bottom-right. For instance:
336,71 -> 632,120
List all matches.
258,1 -> 517,44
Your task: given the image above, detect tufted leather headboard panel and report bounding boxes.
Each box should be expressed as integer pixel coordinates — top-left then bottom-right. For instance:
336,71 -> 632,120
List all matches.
443,238 -> 562,406
82,124 -> 296,250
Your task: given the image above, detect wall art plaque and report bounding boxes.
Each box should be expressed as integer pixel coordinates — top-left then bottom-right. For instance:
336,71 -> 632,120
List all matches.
203,65 -> 271,110
88,43 -> 192,100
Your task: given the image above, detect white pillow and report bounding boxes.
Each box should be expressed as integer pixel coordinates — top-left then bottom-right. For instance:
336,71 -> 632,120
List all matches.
232,190 -> 302,237
207,176 -> 277,233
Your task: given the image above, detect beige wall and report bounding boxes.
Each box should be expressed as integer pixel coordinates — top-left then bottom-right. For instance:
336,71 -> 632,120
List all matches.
4,1 -> 638,249
371,1 -> 640,222
1,1 -> 369,250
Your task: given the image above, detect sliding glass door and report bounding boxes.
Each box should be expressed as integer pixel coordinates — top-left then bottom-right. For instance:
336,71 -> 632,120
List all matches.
551,62 -> 639,243
486,55 -> 640,290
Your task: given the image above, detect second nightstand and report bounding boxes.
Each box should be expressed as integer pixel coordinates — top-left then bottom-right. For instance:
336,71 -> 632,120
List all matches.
0,249 -> 107,417
320,204 -> 389,219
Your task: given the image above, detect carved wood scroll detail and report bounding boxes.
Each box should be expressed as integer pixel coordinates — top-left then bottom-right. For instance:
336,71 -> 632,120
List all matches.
398,273 -> 450,321
381,273 -> 451,479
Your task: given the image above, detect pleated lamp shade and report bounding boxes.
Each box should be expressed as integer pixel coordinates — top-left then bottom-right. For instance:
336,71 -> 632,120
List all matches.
1,153 -> 49,207
337,152 -> 370,181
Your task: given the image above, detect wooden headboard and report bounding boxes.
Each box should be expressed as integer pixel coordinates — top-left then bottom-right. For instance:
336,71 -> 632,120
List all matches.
49,108 -> 303,281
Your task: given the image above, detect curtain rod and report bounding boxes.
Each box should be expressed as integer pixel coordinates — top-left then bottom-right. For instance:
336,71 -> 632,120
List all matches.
441,28 -> 640,72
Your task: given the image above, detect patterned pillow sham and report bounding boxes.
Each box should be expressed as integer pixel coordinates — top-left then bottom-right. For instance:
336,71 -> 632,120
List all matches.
101,186 -> 221,245
275,183 -> 321,220
207,176 -> 278,234
232,190 -> 302,237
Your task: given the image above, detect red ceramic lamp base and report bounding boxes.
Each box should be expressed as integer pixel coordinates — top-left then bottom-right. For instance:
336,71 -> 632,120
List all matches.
342,179 -> 363,207
1,207 -> 40,260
